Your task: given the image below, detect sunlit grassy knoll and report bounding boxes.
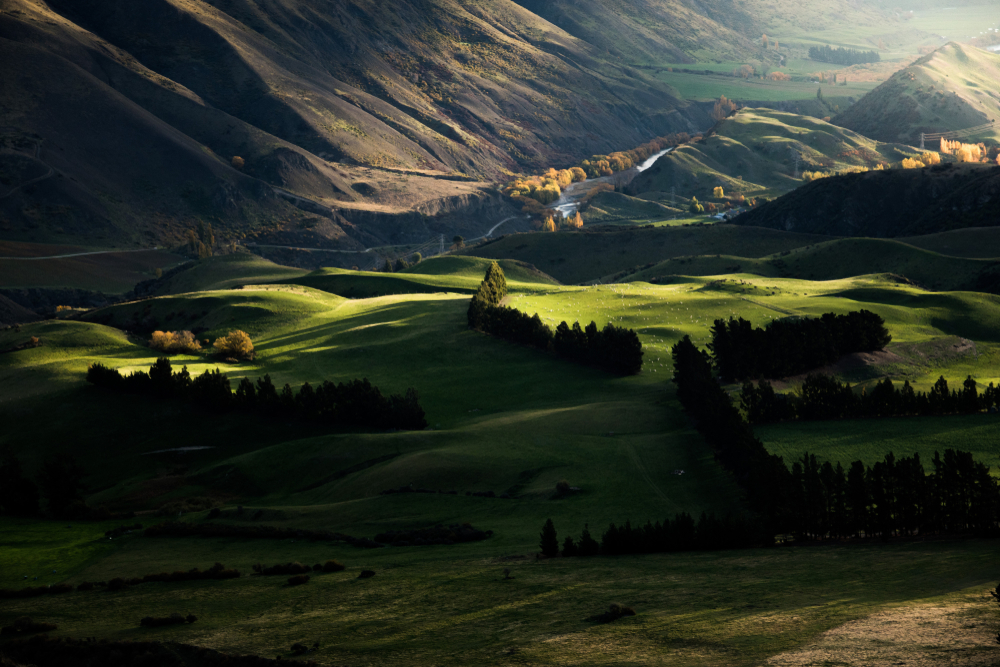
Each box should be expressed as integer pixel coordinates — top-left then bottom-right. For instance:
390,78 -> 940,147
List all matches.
629,109 -> 919,203
281,262 -> 558,299
150,252 -> 309,296
400,256 -> 559,285
2,534 -> 997,666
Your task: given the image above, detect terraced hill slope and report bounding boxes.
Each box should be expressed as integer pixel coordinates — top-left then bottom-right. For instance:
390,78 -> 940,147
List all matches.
833,42 -> 1000,144
627,109 -> 917,201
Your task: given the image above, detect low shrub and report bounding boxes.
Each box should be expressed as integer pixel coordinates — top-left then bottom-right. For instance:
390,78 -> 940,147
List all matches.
588,603 -> 636,623
322,560 -> 345,573
252,562 -> 311,576
287,575 -> 310,586
139,613 -> 195,628
0,584 -> 74,600
150,330 -> 202,354
0,617 -> 58,636
357,570 -> 376,579
76,582 -> 94,592
107,578 -> 129,592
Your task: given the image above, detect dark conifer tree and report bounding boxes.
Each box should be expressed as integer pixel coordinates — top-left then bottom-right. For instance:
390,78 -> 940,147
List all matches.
540,518 -> 559,557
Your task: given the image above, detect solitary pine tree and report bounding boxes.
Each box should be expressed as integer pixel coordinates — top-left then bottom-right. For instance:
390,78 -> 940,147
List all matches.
540,518 -> 558,557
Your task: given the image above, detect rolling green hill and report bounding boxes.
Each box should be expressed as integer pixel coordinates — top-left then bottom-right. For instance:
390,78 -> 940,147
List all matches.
3,256 -> 1000,664
624,237 -> 1000,292
627,108 -> 917,202
833,42 -> 1000,144
463,224 -> 830,283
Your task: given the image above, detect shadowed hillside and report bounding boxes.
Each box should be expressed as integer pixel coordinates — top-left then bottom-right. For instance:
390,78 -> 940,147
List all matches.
732,162 -> 1000,237
0,0 -> 722,250
833,43 -> 1000,144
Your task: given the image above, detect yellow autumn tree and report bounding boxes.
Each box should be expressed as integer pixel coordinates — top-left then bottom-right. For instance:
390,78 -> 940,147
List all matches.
213,330 -> 254,360
566,211 -> 583,229
713,186 -> 724,198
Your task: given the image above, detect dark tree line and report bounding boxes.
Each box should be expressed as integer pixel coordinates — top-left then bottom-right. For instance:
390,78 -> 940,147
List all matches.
742,374 -> 1000,424
671,335 -> 1000,541
468,263 -> 643,375
0,449 -> 88,519
545,513 -> 766,558
86,358 -> 426,430
808,45 -> 880,65
708,310 -> 891,382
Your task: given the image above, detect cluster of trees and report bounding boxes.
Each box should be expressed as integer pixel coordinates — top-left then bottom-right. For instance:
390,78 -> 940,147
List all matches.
144,520 -> 383,548
503,133 -> 689,209
0,449 -> 89,519
150,330 -> 202,354
543,513 -> 765,558
777,449 -> 1000,539
808,45 -> 880,65
902,151 -> 941,169
741,374 -> 1000,424
940,139 -> 989,163
710,95 -> 738,121
86,357 -> 426,430
672,335 -> 1000,540
467,263 -> 643,375
708,311 -> 891,382
185,220 -> 215,259
252,561 -> 344,576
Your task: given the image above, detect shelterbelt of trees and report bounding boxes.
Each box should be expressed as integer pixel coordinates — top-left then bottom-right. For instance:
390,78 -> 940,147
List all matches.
742,373 -> 1000,423
808,45 -> 881,65
708,310 -> 891,382
466,263 -> 643,375
670,335 -> 1000,541
86,358 -> 427,430
503,133 -> 691,207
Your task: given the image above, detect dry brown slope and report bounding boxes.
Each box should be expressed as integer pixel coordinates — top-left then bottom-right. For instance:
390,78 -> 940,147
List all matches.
834,43 -> 1000,145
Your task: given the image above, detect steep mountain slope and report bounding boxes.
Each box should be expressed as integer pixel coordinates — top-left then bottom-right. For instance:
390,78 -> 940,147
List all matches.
510,0 -> 762,64
732,162 -> 1000,238
627,108 -> 916,201
0,0 -> 719,249
833,43 -> 1000,144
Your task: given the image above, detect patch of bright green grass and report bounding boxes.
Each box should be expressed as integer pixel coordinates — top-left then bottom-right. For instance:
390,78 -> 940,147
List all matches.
654,70 -> 877,102
0,517 -> 122,589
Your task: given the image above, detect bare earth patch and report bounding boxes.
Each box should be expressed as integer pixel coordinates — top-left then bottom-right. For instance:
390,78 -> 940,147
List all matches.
767,602 -> 1000,666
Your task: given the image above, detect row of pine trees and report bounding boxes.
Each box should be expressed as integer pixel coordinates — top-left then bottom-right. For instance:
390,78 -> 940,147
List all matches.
467,262 -> 643,375
708,311 -> 892,382
741,374 -> 1000,424
670,335 -> 1000,540
86,358 -> 426,430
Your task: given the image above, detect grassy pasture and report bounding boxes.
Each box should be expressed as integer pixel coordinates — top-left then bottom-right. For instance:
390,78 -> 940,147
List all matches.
1,533 -> 997,666
4,254 -> 1000,663
654,70 -> 878,103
